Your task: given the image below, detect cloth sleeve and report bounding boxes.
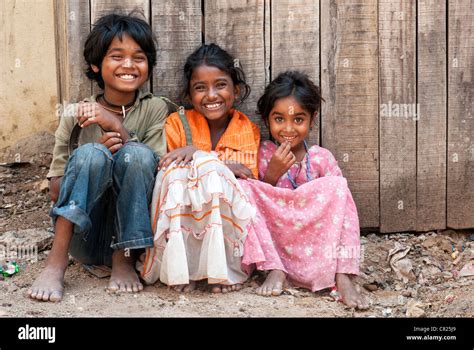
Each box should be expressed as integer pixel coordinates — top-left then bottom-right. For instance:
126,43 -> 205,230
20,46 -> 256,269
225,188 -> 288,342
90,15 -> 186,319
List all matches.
140,98 -> 169,157
46,114 -> 75,179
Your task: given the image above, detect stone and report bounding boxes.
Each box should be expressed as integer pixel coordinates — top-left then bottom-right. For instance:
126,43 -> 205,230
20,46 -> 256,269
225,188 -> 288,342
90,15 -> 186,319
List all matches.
406,300 -> 426,318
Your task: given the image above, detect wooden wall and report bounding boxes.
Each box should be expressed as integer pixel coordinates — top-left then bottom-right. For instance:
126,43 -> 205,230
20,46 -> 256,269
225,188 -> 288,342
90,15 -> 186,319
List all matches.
54,0 -> 474,232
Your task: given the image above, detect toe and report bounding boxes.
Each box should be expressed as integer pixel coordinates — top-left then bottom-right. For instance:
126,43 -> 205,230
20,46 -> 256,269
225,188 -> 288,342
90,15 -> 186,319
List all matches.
211,285 -> 221,293
35,290 -> 45,301
50,290 -> 63,303
107,281 -> 119,292
42,290 -> 51,302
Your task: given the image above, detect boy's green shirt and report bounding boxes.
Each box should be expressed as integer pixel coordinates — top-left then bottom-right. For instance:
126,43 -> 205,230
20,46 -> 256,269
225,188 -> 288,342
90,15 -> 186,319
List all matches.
47,89 -> 168,179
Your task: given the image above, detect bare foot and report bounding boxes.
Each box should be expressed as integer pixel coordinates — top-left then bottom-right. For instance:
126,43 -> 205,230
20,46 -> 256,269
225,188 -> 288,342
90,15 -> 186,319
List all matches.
210,284 -> 242,294
28,263 -> 67,302
336,273 -> 369,309
256,270 -> 287,296
107,250 -> 143,293
173,281 -> 196,293
28,216 -> 72,302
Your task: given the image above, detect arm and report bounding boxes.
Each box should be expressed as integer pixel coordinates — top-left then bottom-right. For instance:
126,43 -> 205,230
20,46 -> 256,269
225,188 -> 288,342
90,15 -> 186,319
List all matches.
48,176 -> 62,203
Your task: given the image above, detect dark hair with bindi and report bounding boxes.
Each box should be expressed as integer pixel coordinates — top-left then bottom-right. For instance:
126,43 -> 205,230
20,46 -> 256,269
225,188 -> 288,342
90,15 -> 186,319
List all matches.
83,11 -> 157,89
180,43 -> 251,105
257,71 -> 324,126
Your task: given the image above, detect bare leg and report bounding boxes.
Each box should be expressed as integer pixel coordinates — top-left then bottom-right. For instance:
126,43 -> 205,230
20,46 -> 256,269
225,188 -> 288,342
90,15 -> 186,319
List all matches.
256,270 -> 287,297
107,250 -> 143,293
336,273 -> 369,309
28,216 -> 72,302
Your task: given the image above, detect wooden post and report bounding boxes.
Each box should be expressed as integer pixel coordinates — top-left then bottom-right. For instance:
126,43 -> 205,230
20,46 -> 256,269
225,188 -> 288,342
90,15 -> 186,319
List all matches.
151,0 -> 202,103
54,0 -> 91,105
447,0 -> 474,228
321,0 -> 380,229
417,0 -> 447,231
379,0 -> 416,232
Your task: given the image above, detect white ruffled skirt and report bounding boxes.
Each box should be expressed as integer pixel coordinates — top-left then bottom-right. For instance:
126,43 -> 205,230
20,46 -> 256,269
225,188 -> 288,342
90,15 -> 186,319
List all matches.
138,151 -> 255,286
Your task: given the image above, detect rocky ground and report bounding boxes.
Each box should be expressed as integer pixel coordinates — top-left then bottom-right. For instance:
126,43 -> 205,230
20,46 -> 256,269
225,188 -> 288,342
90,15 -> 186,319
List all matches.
0,134 -> 472,317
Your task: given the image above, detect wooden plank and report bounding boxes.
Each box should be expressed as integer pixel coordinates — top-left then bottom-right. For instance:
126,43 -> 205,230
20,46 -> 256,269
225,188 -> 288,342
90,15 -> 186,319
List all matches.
447,0 -> 474,228
379,0 -> 416,232
321,0 -> 379,228
417,0 -> 447,231
271,0 -> 320,145
204,0 -> 268,135
54,0 -> 91,104
151,0 -> 202,103
91,0 -> 150,94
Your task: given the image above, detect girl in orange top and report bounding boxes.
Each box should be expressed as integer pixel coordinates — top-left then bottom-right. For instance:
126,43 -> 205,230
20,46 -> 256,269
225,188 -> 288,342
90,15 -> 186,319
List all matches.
139,44 -> 260,293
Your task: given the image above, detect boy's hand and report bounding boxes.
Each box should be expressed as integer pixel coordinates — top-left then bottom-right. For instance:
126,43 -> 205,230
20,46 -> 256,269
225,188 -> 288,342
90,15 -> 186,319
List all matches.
263,142 -> 296,186
77,102 -> 121,132
98,131 -> 123,154
225,162 -> 255,180
158,146 -> 198,170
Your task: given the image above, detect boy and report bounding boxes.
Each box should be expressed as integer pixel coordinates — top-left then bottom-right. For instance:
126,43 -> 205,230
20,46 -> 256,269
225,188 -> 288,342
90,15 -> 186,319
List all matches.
29,13 -> 168,302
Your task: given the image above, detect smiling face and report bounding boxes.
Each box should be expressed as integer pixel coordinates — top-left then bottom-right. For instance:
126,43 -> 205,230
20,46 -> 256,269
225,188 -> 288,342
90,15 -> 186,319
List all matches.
91,33 -> 148,103
268,95 -> 313,153
189,64 -> 239,122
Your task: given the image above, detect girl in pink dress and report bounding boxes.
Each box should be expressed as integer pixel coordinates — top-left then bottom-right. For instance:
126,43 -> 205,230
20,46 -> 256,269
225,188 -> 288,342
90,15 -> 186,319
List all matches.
240,71 -> 368,309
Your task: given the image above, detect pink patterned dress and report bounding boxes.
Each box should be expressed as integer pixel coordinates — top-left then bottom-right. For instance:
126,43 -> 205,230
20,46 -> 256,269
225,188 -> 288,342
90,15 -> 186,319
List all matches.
239,140 -> 360,292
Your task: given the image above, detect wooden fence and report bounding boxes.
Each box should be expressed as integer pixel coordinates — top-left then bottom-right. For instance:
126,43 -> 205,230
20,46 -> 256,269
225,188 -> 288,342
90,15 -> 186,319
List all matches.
54,0 -> 474,232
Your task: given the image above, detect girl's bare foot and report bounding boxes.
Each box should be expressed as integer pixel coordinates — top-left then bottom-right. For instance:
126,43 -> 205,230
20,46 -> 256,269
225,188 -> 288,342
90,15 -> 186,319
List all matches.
173,281 -> 196,293
336,273 -> 369,309
107,250 -> 143,293
256,270 -> 287,296
28,261 -> 67,302
210,284 -> 242,294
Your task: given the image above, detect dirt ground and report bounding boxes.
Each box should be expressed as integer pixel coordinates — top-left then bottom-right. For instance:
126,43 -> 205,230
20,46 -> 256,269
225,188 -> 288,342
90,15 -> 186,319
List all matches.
0,136 -> 473,318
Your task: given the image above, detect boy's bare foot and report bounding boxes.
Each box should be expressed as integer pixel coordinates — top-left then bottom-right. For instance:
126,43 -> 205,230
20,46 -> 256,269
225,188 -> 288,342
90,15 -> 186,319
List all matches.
173,281 -> 196,293
336,273 -> 369,309
28,262 -> 67,302
210,284 -> 242,294
256,270 -> 287,296
29,216 -> 72,303
107,250 -> 143,293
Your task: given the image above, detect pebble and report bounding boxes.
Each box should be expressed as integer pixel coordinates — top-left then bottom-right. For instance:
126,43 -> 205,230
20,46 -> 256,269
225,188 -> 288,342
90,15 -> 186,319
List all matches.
382,308 -> 392,317
444,294 -> 456,304
443,271 -> 453,280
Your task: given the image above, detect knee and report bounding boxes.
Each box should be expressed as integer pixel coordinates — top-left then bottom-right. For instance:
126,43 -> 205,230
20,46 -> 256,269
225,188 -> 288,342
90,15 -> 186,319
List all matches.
72,143 -> 113,172
115,142 -> 157,170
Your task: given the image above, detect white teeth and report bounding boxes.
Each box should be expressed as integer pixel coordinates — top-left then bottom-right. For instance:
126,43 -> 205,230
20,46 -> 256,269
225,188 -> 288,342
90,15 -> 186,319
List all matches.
282,136 -> 296,141
118,74 -> 135,80
204,103 -> 222,109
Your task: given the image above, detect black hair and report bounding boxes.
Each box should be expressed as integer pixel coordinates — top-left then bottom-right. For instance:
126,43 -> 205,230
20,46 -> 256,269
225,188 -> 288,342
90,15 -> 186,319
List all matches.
83,12 -> 157,89
257,71 -> 323,126
180,43 -> 251,105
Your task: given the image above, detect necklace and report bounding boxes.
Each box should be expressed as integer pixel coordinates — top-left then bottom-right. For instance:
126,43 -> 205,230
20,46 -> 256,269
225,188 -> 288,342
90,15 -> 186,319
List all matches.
286,140 -> 312,189
97,92 -> 136,118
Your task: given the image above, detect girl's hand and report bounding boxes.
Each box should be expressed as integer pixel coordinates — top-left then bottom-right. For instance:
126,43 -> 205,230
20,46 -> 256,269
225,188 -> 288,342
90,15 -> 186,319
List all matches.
158,146 -> 198,170
98,131 -> 123,154
77,102 -> 121,132
225,162 -> 255,180
263,142 -> 296,185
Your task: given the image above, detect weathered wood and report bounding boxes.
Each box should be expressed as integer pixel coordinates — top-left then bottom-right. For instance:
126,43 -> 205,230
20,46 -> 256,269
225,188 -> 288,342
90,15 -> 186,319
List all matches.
54,0 -> 91,104
447,0 -> 474,228
321,0 -> 380,228
271,0 -> 320,146
417,0 -> 447,231
204,0 -> 268,136
151,0 -> 202,103
379,0 -> 416,232
90,0 -> 150,94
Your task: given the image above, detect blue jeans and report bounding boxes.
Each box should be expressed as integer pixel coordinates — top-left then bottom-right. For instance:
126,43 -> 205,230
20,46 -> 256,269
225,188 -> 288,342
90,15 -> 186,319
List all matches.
50,142 -> 159,266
